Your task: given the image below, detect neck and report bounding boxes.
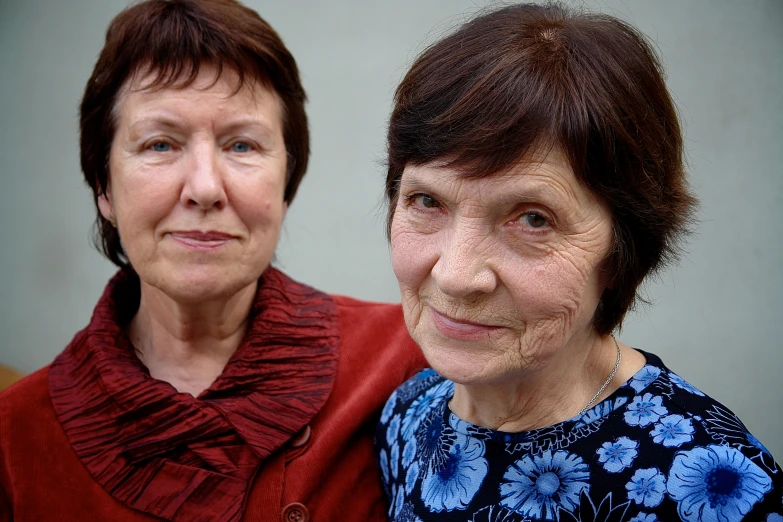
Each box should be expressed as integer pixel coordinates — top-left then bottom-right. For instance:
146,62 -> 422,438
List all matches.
449,332 -> 633,432
129,280 -> 257,397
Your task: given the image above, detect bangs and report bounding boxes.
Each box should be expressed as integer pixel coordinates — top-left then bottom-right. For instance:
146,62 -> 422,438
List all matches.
100,0 -> 285,98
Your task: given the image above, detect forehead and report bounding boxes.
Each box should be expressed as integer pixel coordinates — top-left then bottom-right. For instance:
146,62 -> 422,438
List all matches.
401,146 -> 596,209
114,65 -> 283,126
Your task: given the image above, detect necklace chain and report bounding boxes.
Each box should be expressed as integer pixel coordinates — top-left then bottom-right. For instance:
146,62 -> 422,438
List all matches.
578,336 -> 621,416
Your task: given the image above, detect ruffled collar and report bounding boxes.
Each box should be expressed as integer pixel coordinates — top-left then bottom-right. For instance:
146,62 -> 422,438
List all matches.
49,267 -> 340,521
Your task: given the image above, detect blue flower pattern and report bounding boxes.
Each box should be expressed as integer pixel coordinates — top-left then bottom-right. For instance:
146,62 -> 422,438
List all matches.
387,413 -> 402,446
668,372 -> 705,396
390,442 -> 401,479
650,415 -> 694,447
500,449 -> 589,519
629,514 -> 658,522
381,390 -> 398,424
376,350 -> 782,521
626,467 -> 666,507
400,379 -> 454,441
421,432 -> 488,511
624,394 -> 668,427
597,436 -> 638,473
402,438 -> 417,469
667,445 -> 772,522
405,461 -> 420,495
629,366 -> 661,393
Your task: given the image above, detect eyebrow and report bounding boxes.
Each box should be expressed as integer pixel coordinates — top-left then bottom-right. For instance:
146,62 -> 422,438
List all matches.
127,115 -> 277,140
217,119 -> 276,139
494,185 -> 568,206
398,174 -> 434,192
401,168 -> 573,207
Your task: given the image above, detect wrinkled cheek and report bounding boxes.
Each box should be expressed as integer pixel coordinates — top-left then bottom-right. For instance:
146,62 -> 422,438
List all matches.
390,222 -> 436,325
390,223 -> 431,290
509,262 -> 591,344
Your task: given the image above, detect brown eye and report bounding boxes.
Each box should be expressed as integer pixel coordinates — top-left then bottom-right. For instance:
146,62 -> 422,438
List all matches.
522,212 -> 548,228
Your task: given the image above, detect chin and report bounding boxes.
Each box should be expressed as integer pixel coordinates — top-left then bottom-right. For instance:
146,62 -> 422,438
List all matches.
143,264 -> 262,304
417,337 -> 499,386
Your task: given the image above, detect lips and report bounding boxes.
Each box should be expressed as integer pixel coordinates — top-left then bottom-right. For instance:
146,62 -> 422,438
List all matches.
428,307 -> 503,341
169,230 -> 236,249
171,231 -> 235,241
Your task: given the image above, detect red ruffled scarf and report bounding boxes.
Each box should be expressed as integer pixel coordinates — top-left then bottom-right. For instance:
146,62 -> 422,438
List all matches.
49,267 -> 340,521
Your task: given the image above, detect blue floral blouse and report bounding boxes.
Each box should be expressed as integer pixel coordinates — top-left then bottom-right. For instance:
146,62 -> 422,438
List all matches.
376,351 -> 782,522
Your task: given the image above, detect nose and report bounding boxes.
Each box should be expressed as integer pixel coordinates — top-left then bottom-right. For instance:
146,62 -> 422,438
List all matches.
431,221 -> 498,298
180,141 -> 227,211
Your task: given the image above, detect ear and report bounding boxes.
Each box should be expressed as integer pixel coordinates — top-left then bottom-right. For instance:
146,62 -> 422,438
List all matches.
97,185 -> 113,222
282,201 -> 288,218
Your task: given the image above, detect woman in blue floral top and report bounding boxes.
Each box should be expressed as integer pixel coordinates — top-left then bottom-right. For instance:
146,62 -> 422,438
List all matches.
376,3 -> 782,521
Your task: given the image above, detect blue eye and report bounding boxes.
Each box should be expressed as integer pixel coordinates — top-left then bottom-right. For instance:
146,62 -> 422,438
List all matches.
232,141 -> 250,153
412,194 -> 439,208
151,142 -> 170,152
522,212 -> 548,228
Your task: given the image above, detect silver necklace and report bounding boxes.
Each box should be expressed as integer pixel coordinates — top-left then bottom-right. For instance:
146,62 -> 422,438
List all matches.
578,336 -> 621,416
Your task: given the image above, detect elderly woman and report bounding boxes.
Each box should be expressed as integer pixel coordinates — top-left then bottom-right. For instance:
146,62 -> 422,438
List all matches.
0,1 -> 425,520
376,4 -> 782,521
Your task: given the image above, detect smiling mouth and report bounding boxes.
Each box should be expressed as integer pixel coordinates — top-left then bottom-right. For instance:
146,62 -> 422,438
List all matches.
428,307 -> 503,340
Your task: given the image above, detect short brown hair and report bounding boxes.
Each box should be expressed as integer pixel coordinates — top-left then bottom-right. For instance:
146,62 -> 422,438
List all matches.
80,0 -> 308,268
386,2 -> 697,334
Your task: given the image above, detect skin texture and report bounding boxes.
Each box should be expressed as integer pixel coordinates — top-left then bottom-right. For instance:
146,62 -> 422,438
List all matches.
97,67 -> 288,396
390,146 -> 645,431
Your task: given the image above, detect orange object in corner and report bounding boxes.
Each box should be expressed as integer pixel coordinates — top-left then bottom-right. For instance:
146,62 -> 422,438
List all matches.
0,364 -> 23,391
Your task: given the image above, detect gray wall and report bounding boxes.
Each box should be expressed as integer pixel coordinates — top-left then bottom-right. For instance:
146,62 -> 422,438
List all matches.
1,0 -> 781,458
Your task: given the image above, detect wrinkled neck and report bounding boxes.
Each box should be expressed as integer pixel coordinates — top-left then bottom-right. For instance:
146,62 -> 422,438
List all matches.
128,280 -> 257,396
449,334 -> 633,432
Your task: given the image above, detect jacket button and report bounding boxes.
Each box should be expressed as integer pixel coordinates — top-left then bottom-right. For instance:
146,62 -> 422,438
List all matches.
290,425 -> 311,448
282,502 -> 309,522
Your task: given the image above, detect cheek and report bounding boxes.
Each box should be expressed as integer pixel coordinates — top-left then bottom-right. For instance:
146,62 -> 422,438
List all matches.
390,218 -> 438,290
508,250 -> 604,326
231,176 -> 287,226
240,196 -> 281,225
110,161 -> 179,221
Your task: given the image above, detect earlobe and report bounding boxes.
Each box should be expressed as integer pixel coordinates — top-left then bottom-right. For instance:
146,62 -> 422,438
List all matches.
97,191 -> 115,226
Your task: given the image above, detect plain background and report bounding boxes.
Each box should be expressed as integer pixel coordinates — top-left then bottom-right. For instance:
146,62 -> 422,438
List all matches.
0,0 -> 781,459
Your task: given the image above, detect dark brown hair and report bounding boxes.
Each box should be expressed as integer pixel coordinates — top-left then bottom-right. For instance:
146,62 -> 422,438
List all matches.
386,2 -> 697,334
80,0 -> 308,268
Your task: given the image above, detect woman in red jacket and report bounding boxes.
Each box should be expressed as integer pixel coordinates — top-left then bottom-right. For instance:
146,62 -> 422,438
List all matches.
0,1 -> 424,520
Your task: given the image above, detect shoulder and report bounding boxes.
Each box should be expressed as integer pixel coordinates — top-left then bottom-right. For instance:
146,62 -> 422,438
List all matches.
331,294 -> 426,374
377,369 -> 451,442
332,294 -> 405,325
633,351 -> 773,454
0,366 -> 51,419
0,366 -> 60,445
0,366 -> 64,478
618,351 -> 783,516
321,295 -> 427,422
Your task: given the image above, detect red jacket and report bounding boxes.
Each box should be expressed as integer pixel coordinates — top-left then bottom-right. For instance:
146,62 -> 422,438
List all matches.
0,269 -> 426,521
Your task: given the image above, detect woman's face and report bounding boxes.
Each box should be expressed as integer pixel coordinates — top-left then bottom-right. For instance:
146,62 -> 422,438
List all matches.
99,67 -> 288,303
390,146 -> 614,386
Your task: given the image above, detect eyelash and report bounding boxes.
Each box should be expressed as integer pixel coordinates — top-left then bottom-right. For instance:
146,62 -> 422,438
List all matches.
511,210 -> 554,236
228,140 -> 257,153
145,139 -> 257,153
404,193 -> 441,210
148,139 -> 174,152
404,191 -> 554,236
